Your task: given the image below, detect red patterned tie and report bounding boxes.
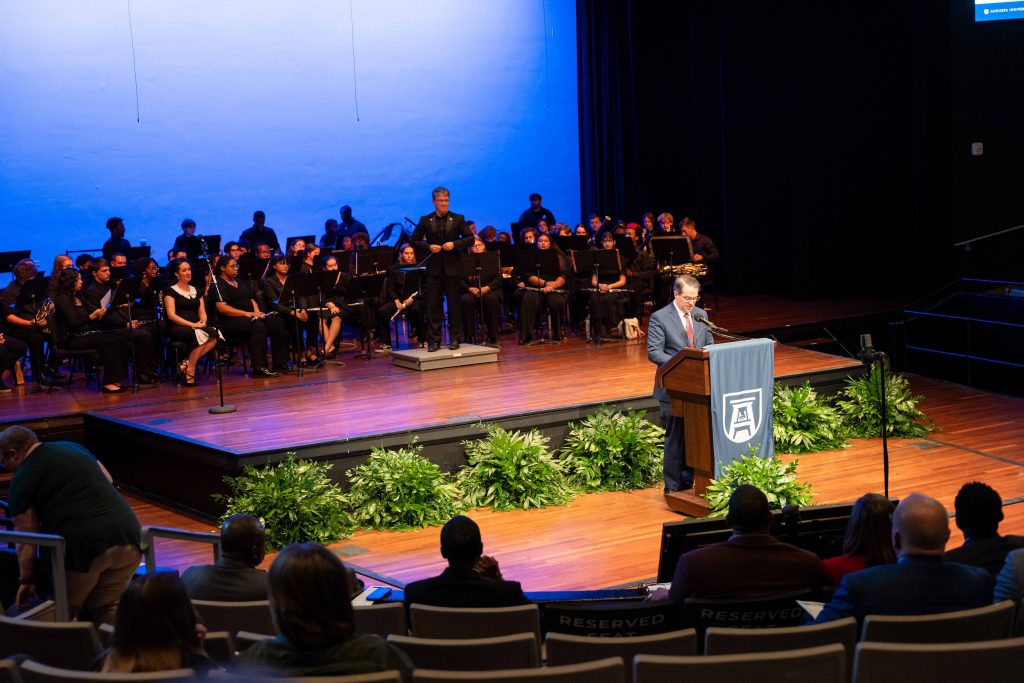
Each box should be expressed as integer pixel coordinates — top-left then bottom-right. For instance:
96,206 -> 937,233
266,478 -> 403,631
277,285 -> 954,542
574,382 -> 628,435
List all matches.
684,313 -> 694,346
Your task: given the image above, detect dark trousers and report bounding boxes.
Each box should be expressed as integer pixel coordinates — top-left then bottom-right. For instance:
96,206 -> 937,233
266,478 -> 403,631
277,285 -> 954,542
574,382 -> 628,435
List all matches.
64,333 -> 129,385
519,290 -> 566,340
660,400 -> 693,491
5,326 -> 47,382
111,326 -> 156,375
460,291 -> 501,343
425,274 -> 462,344
376,300 -> 425,347
0,334 -> 28,374
217,315 -> 289,370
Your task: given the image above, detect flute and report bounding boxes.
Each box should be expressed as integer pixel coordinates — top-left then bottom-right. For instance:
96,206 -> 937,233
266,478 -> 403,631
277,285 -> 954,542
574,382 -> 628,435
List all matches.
391,291 -> 420,320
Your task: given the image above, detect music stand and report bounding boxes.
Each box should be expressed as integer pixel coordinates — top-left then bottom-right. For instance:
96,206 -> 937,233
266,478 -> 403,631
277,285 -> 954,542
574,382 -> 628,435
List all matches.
614,235 -> 638,267
514,249 -> 561,346
555,235 -> 590,254
459,251 -> 500,344
351,248 -> 390,360
650,236 -> 692,266
106,278 -> 143,391
354,246 -> 394,276
238,256 -> 270,291
0,250 -> 32,274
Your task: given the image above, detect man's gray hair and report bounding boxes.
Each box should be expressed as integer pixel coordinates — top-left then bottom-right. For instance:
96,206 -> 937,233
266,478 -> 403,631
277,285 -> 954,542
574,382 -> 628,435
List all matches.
673,275 -> 701,295
0,426 -> 39,456
432,186 -> 450,200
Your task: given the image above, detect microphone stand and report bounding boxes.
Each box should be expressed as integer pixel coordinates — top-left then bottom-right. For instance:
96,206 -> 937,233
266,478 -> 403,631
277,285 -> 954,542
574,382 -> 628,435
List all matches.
199,238 -> 236,415
858,336 -> 890,498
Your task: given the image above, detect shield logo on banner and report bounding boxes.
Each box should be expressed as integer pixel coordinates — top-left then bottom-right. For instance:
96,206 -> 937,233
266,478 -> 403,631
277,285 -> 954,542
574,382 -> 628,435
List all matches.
722,388 -> 763,443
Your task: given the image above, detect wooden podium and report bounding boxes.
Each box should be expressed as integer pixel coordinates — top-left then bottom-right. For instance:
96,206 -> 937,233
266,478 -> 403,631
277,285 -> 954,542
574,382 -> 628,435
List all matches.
656,347 -> 714,517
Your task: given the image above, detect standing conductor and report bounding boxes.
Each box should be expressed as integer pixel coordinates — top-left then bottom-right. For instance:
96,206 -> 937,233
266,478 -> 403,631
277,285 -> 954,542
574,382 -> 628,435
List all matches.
412,187 -> 474,351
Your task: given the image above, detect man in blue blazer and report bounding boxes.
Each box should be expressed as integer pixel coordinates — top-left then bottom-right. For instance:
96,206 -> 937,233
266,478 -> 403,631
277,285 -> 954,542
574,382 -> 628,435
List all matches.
814,493 -> 993,625
647,274 -> 714,493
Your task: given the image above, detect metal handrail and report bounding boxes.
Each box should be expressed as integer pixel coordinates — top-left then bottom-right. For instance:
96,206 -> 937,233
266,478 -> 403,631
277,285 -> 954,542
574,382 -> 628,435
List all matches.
140,526 -> 220,573
954,223 -> 1024,249
0,531 -> 68,621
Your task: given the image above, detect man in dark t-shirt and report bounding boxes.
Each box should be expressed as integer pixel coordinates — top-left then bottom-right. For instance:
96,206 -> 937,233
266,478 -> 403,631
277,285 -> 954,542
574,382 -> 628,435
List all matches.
1,426 -> 141,625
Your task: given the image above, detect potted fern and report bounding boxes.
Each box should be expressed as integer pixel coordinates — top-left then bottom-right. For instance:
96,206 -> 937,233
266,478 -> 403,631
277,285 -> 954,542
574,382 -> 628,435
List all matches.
702,444 -> 814,517
772,382 -> 850,454
458,423 -> 574,511
560,406 -> 665,491
836,366 -> 934,438
213,452 -> 353,550
346,442 -> 463,530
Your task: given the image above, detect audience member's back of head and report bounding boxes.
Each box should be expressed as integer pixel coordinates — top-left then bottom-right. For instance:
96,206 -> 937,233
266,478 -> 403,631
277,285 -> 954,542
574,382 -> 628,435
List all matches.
954,481 -> 1003,538
893,493 -> 950,556
104,573 -> 202,673
269,543 -> 354,649
440,515 -> 484,568
220,513 -> 267,567
726,485 -> 772,534
843,493 -> 896,566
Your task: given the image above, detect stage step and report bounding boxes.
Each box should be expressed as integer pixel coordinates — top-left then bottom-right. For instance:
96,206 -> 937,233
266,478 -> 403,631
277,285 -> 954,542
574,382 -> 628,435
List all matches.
391,343 -> 499,371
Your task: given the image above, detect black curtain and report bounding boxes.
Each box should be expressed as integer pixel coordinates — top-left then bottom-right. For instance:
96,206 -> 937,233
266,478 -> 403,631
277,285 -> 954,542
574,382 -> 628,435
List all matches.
577,0 -> 954,299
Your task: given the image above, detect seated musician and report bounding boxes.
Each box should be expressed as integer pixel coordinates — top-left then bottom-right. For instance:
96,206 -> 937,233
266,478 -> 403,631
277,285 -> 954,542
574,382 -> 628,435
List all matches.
301,243 -> 321,274
212,256 -> 289,378
624,224 -> 655,319
53,268 -> 130,393
641,212 -> 656,236
1,259 -> 51,387
376,243 -> 426,352
679,217 -> 720,266
0,330 -> 27,393
574,224 -> 590,237
286,238 -> 306,258
132,257 -> 164,320
319,254 -> 365,358
589,232 -> 628,337
460,237 -> 502,346
320,219 -> 341,250
46,254 -> 74,299
162,258 -> 218,387
655,212 -> 676,235
351,232 -> 370,251
82,259 -> 159,386
517,233 -> 569,344
263,255 -> 320,366
253,242 -> 273,260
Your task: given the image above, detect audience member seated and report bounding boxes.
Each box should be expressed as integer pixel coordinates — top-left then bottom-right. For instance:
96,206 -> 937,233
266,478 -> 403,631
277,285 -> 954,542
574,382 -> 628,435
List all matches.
820,492 -> 895,586
814,493 -> 993,625
235,542 -> 413,680
403,515 -> 529,609
655,485 -> 821,602
994,547 -> 1024,602
98,572 -> 212,674
182,514 -> 268,601
945,481 -> 1024,577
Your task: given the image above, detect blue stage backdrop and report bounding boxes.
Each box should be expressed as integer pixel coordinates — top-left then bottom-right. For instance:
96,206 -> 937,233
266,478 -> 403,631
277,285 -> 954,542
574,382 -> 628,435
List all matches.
0,1 -> 580,267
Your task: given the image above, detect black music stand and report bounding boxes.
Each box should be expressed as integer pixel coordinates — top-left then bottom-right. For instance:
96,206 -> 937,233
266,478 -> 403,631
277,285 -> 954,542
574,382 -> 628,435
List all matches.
238,256 -> 270,290
572,249 -> 624,345
293,272 -> 325,376
459,251 -> 500,344
355,246 -> 394,276
105,278 -> 145,392
614,235 -> 638,267
0,250 -> 32,274
514,249 -> 561,346
555,235 -> 590,254
650,236 -> 692,266
351,249 -> 389,360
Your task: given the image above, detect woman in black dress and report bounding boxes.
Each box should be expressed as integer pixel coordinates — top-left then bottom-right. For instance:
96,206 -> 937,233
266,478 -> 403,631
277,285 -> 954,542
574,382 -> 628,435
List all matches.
162,258 -> 217,386
263,255 -> 320,366
517,232 -> 569,343
212,256 -> 289,378
53,269 -> 129,393
459,237 -> 502,345
589,231 -> 628,338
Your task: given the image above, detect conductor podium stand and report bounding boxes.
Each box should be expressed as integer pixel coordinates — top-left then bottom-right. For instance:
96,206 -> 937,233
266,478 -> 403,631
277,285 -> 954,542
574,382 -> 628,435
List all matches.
656,338 -> 775,517
656,348 -> 715,517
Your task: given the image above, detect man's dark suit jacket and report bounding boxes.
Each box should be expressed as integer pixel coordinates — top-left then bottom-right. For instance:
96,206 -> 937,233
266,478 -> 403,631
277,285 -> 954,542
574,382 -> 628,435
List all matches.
813,555 -> 993,625
403,566 -> 529,609
944,534 -> 1024,577
181,557 -> 268,601
668,534 -> 821,602
411,212 -> 474,277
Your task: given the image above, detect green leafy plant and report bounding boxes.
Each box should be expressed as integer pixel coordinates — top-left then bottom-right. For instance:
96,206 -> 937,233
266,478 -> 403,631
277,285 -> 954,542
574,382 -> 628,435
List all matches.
346,442 -> 463,530
458,423 -> 574,511
560,407 -> 665,491
772,382 -> 850,454
702,444 -> 814,517
836,366 -> 934,438
213,452 -> 353,550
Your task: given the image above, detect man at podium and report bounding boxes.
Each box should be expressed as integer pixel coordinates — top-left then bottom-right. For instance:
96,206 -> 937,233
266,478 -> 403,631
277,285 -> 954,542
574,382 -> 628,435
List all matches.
647,275 -> 714,494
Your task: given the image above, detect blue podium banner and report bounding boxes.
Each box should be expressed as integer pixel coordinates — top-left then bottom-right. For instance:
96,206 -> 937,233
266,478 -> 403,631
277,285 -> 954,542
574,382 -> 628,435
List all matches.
708,338 -> 775,476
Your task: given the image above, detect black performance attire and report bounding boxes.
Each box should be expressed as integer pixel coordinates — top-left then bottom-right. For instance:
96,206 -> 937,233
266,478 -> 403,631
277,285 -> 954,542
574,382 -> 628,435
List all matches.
518,206 -> 556,230
690,232 -> 720,265
340,218 -> 369,239
460,269 -> 502,344
239,225 -> 281,254
518,248 -> 570,342
212,276 -> 289,372
172,233 -> 203,262
53,293 -> 129,385
263,274 -> 318,355
589,253 -> 628,336
377,265 -> 426,347
1,280 -> 48,383
0,332 -> 28,381
163,284 -> 206,352
83,281 -> 157,377
411,211 -> 474,346
102,236 -> 131,262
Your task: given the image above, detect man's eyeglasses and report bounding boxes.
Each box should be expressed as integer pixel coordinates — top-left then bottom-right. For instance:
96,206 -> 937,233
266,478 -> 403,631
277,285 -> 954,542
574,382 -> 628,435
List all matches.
678,295 -> 699,303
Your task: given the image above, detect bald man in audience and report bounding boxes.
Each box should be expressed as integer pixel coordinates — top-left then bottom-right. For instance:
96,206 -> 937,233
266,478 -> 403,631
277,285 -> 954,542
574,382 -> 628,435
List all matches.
181,514 -> 269,601
814,493 -> 993,625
